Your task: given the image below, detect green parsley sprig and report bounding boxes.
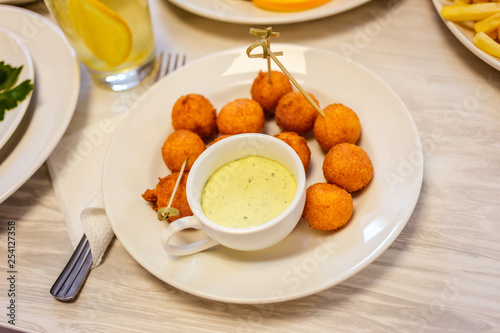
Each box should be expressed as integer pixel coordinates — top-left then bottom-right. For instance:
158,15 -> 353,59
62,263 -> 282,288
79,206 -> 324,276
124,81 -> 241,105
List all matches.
0,61 -> 34,121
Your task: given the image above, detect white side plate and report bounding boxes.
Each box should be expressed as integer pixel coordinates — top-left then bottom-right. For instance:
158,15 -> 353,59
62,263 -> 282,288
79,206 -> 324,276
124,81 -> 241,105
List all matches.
0,5 -> 80,204
0,26 -> 34,150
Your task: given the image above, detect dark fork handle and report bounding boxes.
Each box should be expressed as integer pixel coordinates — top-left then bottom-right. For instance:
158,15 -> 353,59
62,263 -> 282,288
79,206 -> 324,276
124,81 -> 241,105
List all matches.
50,234 -> 93,301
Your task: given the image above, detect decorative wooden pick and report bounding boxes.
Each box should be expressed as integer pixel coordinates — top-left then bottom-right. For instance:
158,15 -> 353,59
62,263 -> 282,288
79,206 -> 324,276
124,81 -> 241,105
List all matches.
246,36 -> 325,118
157,158 -> 188,221
249,27 -> 281,83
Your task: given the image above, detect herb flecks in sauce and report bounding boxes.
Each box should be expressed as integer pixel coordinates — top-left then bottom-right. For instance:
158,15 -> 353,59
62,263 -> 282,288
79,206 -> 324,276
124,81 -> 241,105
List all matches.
201,156 -> 296,229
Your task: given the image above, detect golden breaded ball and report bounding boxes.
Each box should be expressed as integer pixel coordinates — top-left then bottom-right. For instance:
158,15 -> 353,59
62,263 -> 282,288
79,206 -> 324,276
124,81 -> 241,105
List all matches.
210,134 -> 232,146
303,183 -> 353,231
142,172 -> 192,222
251,71 -> 293,116
313,103 -> 361,151
216,98 -> 265,135
323,143 -> 373,192
161,129 -> 206,172
171,94 -> 217,139
275,91 -> 319,134
274,132 -> 311,171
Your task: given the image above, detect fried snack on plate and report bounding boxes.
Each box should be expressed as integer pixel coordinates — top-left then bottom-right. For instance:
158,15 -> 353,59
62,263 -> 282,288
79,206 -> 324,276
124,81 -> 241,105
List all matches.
474,12 -> 500,33
142,172 -> 192,221
323,142 -> 373,193
251,71 -> 293,116
313,103 -> 361,151
474,31 -> 500,56
303,183 -> 353,231
171,94 -> 217,139
275,91 -> 319,134
441,1 -> 500,58
161,129 -> 206,172
274,132 -> 311,171
216,98 -> 265,135
252,0 -> 332,12
210,134 -> 232,146
441,2 -> 500,21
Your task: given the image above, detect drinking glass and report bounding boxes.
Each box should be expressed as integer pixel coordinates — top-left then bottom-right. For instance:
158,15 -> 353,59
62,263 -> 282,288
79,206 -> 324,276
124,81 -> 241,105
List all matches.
44,0 -> 156,91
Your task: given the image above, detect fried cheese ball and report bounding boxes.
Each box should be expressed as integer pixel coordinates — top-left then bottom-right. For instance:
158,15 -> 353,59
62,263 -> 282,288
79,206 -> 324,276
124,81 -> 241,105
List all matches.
171,94 -> 217,139
161,129 -> 206,172
251,71 -> 293,116
210,134 -> 232,146
142,172 -> 192,222
275,91 -> 319,134
216,98 -> 265,135
274,132 -> 311,171
314,103 -> 361,151
323,143 -> 373,192
303,183 -> 353,231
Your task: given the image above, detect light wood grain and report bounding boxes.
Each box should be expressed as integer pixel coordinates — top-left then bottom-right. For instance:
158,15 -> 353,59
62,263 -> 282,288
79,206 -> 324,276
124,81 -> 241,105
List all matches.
1,0 -> 500,332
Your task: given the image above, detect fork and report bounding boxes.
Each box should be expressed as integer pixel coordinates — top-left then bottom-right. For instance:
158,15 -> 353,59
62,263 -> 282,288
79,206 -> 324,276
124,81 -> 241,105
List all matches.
155,52 -> 186,82
50,52 -> 186,302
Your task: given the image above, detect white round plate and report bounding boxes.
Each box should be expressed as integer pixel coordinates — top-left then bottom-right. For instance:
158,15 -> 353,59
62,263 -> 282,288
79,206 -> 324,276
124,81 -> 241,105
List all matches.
167,0 -> 371,24
0,26 -> 34,150
0,5 -> 80,204
103,44 -> 423,304
432,0 -> 500,71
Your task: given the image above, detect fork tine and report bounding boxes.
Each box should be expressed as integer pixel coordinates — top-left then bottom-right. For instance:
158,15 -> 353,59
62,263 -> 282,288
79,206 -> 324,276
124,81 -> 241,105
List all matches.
155,53 -> 186,82
154,52 -> 165,82
50,234 -> 93,301
163,53 -> 173,78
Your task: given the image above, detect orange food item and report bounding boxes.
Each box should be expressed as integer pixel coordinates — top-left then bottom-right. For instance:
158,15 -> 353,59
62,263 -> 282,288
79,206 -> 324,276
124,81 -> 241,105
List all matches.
210,134 -> 232,146
303,183 -> 353,231
142,172 -> 192,221
216,98 -> 265,135
161,129 -> 206,172
171,94 -> 217,139
313,103 -> 361,151
252,0 -> 332,12
251,71 -> 293,116
275,91 -> 319,134
322,142 -> 373,192
274,132 -> 311,171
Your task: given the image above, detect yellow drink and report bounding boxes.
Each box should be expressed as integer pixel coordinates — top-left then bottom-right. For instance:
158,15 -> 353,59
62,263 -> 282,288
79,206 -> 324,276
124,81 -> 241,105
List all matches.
45,0 -> 156,90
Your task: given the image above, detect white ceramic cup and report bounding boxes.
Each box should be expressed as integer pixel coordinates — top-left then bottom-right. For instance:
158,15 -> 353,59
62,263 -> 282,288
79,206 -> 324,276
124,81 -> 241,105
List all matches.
161,133 -> 306,256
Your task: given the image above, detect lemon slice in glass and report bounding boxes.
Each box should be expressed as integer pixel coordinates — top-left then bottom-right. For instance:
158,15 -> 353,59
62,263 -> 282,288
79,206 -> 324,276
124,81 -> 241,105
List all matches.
68,0 -> 132,67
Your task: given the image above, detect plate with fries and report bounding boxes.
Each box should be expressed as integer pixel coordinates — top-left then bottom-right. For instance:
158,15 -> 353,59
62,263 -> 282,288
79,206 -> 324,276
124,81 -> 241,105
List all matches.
432,0 -> 500,70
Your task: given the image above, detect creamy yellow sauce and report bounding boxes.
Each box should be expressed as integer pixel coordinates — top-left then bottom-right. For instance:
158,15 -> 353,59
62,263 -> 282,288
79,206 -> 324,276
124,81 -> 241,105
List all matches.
201,156 -> 297,229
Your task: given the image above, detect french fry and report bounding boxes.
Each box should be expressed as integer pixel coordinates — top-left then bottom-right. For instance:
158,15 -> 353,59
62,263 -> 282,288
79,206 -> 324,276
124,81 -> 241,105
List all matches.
454,0 -> 471,5
474,11 -> 500,32
486,28 -> 498,39
441,3 -> 500,21
440,0 -> 500,58
474,31 -> 500,57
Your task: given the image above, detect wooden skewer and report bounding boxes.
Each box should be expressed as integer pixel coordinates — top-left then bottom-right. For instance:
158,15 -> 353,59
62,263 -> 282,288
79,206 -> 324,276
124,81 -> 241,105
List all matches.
247,38 -> 325,118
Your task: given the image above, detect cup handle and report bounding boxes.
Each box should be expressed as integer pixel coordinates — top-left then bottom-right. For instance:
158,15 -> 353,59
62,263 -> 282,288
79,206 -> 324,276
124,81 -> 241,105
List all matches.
160,216 -> 219,256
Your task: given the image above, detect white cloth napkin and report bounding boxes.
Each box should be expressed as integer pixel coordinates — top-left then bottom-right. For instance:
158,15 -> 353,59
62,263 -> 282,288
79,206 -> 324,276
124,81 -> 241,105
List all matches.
47,114 -> 123,268
46,63 -> 158,269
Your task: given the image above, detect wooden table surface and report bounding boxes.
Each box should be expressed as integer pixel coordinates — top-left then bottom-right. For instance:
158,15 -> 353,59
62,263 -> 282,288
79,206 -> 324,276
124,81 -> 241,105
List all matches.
1,0 -> 499,332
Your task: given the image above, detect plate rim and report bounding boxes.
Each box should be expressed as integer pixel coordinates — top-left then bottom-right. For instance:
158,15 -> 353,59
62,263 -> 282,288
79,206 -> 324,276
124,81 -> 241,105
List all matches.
0,5 -> 80,204
166,0 -> 372,25
103,43 -> 423,304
